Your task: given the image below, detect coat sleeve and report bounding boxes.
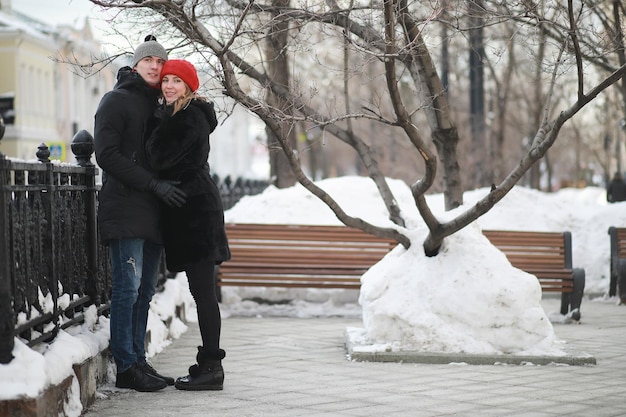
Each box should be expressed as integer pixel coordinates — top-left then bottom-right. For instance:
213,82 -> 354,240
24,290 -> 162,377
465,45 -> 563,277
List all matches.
94,92 -> 154,191
207,102 -> 218,134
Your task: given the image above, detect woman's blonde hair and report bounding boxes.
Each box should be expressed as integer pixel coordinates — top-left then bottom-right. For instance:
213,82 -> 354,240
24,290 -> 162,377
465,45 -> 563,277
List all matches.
169,86 -> 206,115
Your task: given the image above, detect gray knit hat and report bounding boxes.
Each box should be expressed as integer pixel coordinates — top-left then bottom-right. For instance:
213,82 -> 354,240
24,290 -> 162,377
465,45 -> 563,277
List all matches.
132,35 -> 168,67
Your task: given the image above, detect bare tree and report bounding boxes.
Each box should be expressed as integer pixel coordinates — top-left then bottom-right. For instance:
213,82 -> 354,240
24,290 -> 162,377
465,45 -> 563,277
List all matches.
89,0 -> 626,256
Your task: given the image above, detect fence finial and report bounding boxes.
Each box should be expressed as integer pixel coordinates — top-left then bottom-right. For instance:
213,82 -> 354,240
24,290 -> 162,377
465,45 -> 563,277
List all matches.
71,130 -> 95,167
36,143 -> 50,163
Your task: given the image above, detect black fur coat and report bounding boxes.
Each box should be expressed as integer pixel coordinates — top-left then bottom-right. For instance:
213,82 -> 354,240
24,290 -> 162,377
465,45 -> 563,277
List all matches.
146,99 -> 230,272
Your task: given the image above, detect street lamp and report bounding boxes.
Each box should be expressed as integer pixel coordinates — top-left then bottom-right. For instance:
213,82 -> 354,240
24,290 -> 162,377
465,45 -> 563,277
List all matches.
0,116 -> 5,158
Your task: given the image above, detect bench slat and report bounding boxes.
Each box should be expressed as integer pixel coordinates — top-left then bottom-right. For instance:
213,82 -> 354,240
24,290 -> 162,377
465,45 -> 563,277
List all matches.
220,224 -> 391,290
483,231 -> 572,280
614,228 -> 626,257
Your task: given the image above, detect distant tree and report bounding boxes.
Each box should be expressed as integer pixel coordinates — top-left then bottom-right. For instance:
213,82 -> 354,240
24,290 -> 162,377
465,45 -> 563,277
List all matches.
264,0 -> 297,188
468,0 -> 487,189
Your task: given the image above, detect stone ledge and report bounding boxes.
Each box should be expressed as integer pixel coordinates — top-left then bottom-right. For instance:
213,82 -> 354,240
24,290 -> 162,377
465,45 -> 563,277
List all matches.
0,347 -> 110,417
344,328 -> 597,366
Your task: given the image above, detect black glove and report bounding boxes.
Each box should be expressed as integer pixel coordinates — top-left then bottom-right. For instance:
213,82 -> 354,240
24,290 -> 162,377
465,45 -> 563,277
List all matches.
148,179 -> 187,207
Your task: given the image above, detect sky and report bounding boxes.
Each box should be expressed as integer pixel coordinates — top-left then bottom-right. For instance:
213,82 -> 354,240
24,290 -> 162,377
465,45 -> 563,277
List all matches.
12,0 -> 101,28
11,0 -> 124,49
0,176 -> 622,415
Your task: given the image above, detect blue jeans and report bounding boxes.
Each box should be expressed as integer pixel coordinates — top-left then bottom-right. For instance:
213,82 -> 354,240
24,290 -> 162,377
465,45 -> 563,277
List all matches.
108,238 -> 162,373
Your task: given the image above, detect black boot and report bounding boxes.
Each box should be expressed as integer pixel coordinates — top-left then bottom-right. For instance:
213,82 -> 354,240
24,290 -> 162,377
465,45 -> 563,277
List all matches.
139,362 -> 175,386
175,347 -> 225,391
116,363 -> 168,392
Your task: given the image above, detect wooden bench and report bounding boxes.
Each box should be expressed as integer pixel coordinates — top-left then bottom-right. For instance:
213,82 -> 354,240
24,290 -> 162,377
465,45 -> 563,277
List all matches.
608,226 -> 626,302
483,230 -> 585,319
217,224 -> 585,319
216,223 -> 396,295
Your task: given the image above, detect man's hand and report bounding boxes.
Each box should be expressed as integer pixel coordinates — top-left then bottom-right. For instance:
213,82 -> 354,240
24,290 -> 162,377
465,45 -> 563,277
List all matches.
148,179 -> 187,207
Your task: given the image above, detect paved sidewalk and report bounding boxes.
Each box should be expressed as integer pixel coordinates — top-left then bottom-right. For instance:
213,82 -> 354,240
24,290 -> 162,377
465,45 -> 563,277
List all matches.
85,298 -> 626,417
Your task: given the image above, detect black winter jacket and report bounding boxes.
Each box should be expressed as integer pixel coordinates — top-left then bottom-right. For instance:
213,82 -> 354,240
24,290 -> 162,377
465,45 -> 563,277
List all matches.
146,99 -> 231,272
94,67 -> 163,245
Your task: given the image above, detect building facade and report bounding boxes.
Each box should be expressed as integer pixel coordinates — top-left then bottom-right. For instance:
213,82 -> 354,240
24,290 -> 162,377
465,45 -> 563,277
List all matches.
0,0 -> 116,162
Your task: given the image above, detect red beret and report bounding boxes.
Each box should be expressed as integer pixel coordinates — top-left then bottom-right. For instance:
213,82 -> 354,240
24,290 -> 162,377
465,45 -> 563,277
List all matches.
161,59 -> 199,92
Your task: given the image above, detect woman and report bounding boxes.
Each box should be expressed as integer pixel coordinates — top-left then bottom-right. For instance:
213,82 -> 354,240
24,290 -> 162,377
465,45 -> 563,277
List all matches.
146,59 -> 230,391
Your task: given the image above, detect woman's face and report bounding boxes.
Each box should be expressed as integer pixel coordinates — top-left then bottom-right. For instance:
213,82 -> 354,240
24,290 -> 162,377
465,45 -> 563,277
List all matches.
161,74 -> 188,104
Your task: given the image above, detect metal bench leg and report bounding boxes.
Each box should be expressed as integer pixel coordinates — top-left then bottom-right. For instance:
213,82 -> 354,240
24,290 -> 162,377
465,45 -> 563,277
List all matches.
564,268 -> 585,321
609,227 -> 618,297
560,292 -> 570,316
618,260 -> 626,303
610,261 -> 618,297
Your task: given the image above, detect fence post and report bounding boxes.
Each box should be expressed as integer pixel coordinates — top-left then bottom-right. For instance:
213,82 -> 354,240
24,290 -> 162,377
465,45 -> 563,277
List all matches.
71,130 -> 100,304
0,150 -> 14,363
37,143 -> 61,343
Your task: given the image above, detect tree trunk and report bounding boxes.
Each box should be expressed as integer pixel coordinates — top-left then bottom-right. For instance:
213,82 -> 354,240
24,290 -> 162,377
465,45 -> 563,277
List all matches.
468,0 -> 487,189
613,0 -> 626,175
265,0 -> 297,188
398,0 -> 463,210
528,15 -> 546,190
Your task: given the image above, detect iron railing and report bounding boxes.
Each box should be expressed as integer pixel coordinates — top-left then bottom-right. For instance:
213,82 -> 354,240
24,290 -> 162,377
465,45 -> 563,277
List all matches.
0,131 -> 106,363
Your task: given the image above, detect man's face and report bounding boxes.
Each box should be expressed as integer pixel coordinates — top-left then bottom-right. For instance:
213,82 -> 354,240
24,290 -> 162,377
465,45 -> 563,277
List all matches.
134,56 -> 165,87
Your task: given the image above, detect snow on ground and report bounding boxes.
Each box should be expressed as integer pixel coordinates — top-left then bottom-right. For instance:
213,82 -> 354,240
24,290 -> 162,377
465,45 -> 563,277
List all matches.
223,177 -> 621,355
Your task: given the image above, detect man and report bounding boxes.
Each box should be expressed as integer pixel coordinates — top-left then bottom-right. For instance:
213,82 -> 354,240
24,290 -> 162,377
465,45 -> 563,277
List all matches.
94,35 -> 187,392
607,172 -> 626,203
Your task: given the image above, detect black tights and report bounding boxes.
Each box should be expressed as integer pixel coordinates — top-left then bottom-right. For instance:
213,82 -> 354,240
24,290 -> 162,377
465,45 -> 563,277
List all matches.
185,259 -> 221,352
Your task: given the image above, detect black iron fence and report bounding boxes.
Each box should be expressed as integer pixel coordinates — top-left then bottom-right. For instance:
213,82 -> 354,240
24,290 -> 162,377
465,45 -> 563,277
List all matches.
213,174 -> 269,211
0,130 -> 268,364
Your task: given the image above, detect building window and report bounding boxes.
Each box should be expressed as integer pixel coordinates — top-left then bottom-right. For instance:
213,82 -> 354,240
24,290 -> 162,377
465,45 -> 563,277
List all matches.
0,95 -> 15,125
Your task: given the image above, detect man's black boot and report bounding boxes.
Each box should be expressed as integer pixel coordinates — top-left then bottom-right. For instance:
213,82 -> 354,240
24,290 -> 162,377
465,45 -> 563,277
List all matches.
116,363 -> 168,392
175,347 -> 225,391
140,362 -> 175,386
